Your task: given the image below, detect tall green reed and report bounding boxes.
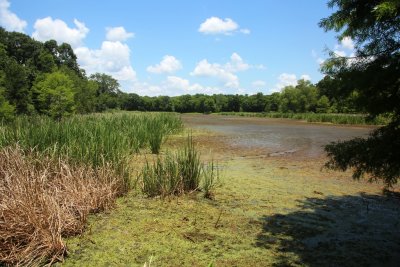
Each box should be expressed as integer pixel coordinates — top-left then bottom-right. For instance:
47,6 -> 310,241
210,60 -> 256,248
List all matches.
0,112 -> 183,190
141,135 -> 220,198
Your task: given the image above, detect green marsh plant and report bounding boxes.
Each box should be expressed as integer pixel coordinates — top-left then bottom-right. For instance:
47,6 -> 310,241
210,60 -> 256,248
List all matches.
141,135 -> 220,198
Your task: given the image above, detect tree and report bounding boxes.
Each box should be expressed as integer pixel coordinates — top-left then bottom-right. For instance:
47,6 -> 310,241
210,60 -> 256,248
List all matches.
0,43 -> 33,114
0,69 -> 15,121
32,71 -> 76,120
89,73 -> 121,95
265,92 -> 281,112
320,0 -> 400,187
89,73 -> 122,111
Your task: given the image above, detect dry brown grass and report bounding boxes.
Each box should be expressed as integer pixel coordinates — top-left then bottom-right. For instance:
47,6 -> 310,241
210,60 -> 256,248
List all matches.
0,146 -> 125,266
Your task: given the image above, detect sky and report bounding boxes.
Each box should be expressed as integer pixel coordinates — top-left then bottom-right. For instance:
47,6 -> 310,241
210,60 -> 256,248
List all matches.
0,0 -> 355,96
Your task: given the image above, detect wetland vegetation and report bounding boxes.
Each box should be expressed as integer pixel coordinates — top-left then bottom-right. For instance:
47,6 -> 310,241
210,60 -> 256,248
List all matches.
1,0 -> 400,266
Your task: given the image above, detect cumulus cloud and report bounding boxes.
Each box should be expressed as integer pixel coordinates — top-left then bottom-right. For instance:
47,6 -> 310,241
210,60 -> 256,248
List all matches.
277,73 -> 297,89
130,76 -> 222,96
198,17 -> 249,36
225,53 -> 250,72
106,26 -> 134,42
32,17 -> 89,48
272,73 -> 310,93
75,40 -> 137,82
0,0 -> 27,32
300,74 -> 311,81
191,59 -> 239,88
252,80 -> 266,88
333,36 -> 356,58
341,36 -> 354,50
191,52 -> 258,89
199,17 -> 238,35
147,55 -> 182,74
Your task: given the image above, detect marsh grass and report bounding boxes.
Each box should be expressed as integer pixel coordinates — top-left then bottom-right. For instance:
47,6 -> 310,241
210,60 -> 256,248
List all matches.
0,146 -> 122,266
219,112 -> 389,125
0,112 -> 182,266
141,135 -> 220,198
202,161 -> 221,199
0,112 -> 182,187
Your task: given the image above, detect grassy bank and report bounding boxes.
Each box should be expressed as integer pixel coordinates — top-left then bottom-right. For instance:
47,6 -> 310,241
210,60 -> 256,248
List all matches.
218,112 -> 389,125
59,134 -> 400,266
0,112 -> 183,266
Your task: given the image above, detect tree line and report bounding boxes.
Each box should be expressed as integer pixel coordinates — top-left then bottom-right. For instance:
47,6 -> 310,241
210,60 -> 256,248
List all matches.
119,77 -> 359,114
1,27 -> 364,121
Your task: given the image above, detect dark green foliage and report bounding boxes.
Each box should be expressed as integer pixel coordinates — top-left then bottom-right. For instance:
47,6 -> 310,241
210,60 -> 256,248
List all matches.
0,28 -> 92,118
325,120 -> 400,187
320,0 -> 400,186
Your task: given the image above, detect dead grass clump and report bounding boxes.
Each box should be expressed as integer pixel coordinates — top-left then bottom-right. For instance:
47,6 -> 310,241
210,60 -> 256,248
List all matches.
0,146 -> 123,266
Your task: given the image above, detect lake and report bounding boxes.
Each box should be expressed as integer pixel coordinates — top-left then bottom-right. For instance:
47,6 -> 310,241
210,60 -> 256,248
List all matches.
181,114 -> 374,158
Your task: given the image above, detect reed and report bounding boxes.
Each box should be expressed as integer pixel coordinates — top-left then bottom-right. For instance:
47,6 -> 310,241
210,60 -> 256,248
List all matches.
0,112 -> 183,265
141,135 -> 220,198
0,146 -> 122,266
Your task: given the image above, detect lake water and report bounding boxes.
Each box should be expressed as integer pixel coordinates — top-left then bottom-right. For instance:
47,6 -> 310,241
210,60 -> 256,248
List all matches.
182,114 -> 374,158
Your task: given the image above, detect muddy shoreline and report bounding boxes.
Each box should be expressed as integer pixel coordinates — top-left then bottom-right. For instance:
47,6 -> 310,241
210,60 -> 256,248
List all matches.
181,113 -> 374,159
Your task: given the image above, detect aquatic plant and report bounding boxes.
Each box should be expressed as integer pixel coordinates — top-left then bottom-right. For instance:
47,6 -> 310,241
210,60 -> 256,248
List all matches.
141,135 -> 220,198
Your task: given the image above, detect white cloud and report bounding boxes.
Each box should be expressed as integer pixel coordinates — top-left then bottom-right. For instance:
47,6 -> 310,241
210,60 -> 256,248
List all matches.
131,76 -> 222,96
272,73 -> 309,93
164,76 -> 190,90
191,59 -> 239,88
75,40 -> 137,83
332,36 -> 356,58
190,52 -> 258,89
198,17 -> 250,36
31,17 -> 138,87
147,55 -> 182,74
341,36 -> 354,50
277,73 -> 297,88
106,26 -> 134,42
0,0 -> 27,32
252,80 -> 266,88
333,49 -> 347,57
199,17 -> 238,35
224,52 -> 250,72
32,17 -> 89,48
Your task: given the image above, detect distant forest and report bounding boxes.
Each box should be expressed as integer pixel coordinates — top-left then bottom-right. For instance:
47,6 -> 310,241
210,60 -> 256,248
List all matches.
0,27 -> 362,120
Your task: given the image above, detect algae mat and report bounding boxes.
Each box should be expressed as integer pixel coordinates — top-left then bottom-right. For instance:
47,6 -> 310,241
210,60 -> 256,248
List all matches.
61,115 -> 400,266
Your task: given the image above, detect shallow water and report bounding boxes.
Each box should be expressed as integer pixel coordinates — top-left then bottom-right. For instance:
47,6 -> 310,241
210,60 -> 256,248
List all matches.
182,114 -> 374,157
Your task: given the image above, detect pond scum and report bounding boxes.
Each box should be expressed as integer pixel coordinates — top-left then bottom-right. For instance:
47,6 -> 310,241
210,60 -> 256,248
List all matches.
0,112 -> 204,266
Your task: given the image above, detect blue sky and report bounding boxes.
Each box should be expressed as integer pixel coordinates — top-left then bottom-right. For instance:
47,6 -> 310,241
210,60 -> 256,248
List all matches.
0,0 -> 355,96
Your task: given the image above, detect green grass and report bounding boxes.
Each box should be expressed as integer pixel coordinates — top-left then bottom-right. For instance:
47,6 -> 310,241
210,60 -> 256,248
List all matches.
218,112 -> 389,125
